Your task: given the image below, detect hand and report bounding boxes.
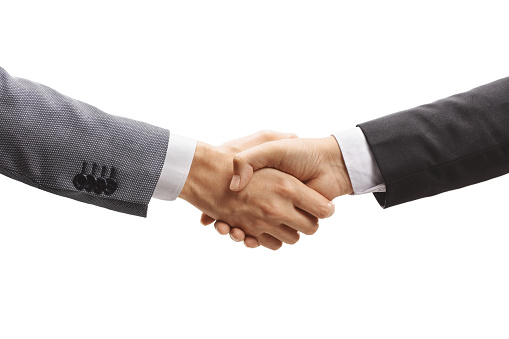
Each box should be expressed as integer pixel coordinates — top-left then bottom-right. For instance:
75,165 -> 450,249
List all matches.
213,137 -> 353,247
180,132 -> 335,250
199,131 -> 298,230
231,136 -> 353,198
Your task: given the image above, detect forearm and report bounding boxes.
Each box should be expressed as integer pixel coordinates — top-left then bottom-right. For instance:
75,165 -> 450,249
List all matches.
358,76 -> 509,207
0,66 -> 169,217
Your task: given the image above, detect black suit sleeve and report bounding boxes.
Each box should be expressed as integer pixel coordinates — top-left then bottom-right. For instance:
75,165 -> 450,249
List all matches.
357,77 -> 509,208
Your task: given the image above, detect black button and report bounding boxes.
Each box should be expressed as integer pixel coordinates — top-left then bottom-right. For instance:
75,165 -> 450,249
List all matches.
73,173 -> 88,190
94,177 -> 107,194
104,178 -> 118,195
85,175 -> 97,192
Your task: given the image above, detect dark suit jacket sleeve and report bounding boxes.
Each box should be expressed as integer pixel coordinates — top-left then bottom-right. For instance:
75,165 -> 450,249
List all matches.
357,77 -> 509,208
0,67 -> 169,217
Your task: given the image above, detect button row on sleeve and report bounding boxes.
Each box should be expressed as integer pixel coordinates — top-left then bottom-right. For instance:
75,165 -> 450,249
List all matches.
73,162 -> 118,195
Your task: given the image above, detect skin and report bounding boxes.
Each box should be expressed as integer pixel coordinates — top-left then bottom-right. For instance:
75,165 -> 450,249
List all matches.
179,132 -> 335,250
202,136 -> 353,248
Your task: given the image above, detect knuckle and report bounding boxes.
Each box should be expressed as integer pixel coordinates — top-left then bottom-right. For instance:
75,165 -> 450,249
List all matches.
317,203 -> 330,219
232,154 -> 244,166
258,130 -> 275,141
262,203 -> 281,219
276,180 -> 294,196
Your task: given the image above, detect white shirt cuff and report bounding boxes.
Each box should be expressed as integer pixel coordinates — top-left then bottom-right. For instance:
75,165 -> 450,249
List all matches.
333,127 -> 386,195
152,134 -> 197,201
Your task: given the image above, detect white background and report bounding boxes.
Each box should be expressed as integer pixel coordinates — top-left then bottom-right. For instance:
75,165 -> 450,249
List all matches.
1,1 -> 509,338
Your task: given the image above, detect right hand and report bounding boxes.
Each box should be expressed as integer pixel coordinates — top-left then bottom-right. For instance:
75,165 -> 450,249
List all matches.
230,136 -> 353,199
213,136 -> 353,248
180,139 -> 335,250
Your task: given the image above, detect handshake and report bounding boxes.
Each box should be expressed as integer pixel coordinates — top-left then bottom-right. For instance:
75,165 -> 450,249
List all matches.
178,131 -> 354,250
1,66 -> 503,242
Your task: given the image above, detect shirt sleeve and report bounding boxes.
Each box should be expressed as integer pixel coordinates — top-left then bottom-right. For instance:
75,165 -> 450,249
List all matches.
152,134 -> 197,201
332,127 -> 386,195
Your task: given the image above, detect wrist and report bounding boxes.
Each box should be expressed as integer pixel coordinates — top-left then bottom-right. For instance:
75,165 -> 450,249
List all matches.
178,142 -> 232,212
322,136 -> 354,197
179,142 -> 213,204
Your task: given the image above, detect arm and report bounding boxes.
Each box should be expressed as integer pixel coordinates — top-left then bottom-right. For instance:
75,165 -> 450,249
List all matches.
231,77 -> 509,206
0,67 -> 333,250
0,66 -> 169,217
222,76 -> 509,246
358,76 -> 509,208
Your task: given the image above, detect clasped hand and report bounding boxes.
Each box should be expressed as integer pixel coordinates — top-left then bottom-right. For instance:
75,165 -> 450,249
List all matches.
178,131 -> 353,250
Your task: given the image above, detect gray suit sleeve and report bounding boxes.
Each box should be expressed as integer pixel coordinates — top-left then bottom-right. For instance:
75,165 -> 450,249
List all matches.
0,67 -> 169,217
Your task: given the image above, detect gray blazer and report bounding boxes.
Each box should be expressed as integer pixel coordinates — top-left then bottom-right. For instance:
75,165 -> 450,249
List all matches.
0,67 -> 169,217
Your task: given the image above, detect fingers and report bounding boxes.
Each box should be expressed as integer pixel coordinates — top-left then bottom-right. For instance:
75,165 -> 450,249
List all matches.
214,222 -> 285,250
258,233 -> 283,251
200,213 -> 215,226
280,208 -> 320,235
215,222 -> 246,242
215,224 -> 260,249
293,183 -> 335,220
230,141 -> 287,191
214,221 -> 231,235
213,221 -> 259,248
265,224 -> 300,245
244,236 -> 259,248
229,227 -> 246,242
226,227 -> 260,248
210,212 -> 299,248
279,183 -> 333,235
227,224 -> 296,247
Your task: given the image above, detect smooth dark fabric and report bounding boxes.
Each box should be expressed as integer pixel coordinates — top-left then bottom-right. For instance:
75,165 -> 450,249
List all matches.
358,77 -> 509,208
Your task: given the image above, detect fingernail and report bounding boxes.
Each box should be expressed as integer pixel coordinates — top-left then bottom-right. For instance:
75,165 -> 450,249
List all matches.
230,175 -> 240,190
328,202 -> 335,217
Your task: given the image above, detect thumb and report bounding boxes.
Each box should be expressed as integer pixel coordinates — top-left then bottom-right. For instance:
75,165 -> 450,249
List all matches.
229,141 -> 284,191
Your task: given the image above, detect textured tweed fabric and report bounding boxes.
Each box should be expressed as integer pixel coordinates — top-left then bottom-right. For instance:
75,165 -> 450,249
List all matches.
0,67 -> 169,217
